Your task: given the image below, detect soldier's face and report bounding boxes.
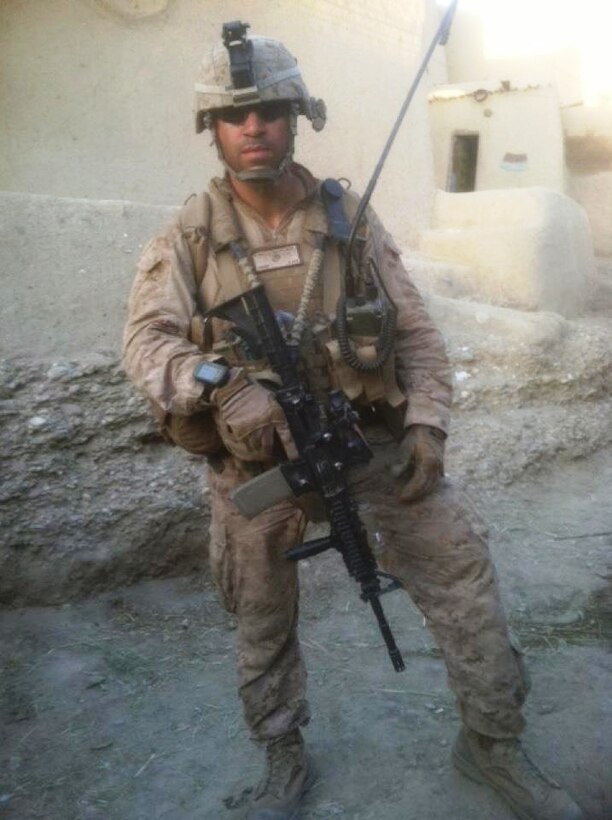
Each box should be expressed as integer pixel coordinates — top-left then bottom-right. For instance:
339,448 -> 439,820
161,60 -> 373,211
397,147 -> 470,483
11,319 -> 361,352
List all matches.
214,101 -> 292,175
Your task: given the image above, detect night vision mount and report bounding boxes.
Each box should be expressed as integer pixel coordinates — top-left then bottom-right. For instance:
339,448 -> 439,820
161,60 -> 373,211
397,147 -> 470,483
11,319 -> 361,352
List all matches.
222,20 -> 256,93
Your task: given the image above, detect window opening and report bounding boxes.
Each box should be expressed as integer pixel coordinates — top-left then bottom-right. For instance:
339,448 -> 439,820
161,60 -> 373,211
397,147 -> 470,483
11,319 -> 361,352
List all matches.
448,133 -> 479,192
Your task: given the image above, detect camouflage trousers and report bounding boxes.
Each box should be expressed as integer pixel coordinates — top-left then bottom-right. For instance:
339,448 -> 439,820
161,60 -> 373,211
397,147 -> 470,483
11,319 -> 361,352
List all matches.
207,424 -> 528,744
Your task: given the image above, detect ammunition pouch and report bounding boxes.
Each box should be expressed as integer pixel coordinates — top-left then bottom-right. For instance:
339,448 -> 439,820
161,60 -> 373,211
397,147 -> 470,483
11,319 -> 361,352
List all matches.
324,335 -> 405,408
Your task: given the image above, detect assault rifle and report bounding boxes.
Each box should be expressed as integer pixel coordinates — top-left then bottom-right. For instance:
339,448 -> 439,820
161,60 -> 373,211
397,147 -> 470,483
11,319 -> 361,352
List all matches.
204,281 -> 406,673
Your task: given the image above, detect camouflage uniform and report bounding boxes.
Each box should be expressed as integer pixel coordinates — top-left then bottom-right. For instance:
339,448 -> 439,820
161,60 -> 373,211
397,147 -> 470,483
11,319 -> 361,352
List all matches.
123,164 -> 528,746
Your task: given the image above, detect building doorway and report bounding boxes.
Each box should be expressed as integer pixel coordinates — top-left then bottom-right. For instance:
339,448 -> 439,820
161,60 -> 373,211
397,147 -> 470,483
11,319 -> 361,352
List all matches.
448,133 -> 479,192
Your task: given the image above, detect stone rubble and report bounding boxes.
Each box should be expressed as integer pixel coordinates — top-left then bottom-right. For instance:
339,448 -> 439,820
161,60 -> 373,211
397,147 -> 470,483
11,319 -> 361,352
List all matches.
0,354 -> 208,606
2,304 -> 610,607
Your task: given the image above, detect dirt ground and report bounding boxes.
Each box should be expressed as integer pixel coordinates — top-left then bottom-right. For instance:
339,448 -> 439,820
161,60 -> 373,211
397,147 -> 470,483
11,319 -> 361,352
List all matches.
1,449 -> 611,820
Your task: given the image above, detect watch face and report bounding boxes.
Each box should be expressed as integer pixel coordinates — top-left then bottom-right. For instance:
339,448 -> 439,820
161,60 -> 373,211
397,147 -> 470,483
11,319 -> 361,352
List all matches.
194,361 -> 230,387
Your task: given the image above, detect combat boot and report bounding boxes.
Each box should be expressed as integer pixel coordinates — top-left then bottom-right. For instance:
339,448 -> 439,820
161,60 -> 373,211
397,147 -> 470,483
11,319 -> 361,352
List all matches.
246,729 -> 313,820
452,727 -> 585,820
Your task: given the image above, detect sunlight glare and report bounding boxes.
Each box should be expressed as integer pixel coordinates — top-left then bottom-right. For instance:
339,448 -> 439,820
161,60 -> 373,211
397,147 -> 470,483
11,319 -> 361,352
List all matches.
448,0 -> 612,104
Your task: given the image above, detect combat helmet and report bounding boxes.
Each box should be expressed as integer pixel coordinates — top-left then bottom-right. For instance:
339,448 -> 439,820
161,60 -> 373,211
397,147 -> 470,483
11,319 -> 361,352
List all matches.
194,21 -> 326,182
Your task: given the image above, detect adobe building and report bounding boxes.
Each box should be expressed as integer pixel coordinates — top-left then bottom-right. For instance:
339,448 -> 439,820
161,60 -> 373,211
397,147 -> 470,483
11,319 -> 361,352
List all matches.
422,2 -> 611,311
428,81 -> 565,194
422,78 -> 592,316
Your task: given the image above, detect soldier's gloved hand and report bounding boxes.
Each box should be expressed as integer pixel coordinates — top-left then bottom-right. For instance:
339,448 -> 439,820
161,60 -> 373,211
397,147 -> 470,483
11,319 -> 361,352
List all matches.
391,424 -> 446,503
165,410 -> 223,456
210,368 -> 298,463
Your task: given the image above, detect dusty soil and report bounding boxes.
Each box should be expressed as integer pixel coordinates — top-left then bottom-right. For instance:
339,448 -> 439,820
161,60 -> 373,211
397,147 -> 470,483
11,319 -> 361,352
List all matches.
1,449 -> 611,820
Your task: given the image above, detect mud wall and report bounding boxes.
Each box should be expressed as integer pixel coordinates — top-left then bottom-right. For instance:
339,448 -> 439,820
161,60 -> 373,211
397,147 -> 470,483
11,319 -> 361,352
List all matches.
0,0 -> 439,248
0,193 -> 175,358
563,106 -> 612,257
419,187 -> 594,317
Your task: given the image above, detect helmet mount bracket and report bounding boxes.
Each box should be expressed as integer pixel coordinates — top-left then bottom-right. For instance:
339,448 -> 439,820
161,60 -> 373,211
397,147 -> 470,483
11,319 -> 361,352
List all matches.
222,20 -> 259,104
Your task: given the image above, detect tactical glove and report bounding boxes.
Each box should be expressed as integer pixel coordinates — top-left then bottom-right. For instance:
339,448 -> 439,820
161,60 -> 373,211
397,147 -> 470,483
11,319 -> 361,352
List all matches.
391,424 -> 445,503
164,409 -> 223,456
211,369 -> 298,463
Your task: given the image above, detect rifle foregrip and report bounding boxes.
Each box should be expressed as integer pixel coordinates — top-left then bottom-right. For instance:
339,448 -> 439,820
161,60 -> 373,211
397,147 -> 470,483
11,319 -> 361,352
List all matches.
285,536 -> 333,561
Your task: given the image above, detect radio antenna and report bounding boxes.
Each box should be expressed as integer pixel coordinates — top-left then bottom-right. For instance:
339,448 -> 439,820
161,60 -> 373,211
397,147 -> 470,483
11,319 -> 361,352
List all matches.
345,0 -> 459,260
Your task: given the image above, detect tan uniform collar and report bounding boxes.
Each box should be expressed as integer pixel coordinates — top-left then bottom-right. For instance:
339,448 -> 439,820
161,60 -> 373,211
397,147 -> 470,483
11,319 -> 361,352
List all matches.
209,163 -> 328,239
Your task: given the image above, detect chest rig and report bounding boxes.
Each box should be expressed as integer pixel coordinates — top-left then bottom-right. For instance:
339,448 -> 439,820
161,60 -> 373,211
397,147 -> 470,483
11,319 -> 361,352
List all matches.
179,178 -> 404,410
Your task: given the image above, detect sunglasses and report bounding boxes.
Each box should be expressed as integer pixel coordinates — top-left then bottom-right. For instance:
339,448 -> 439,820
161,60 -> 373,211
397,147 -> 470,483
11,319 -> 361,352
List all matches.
215,100 -> 291,126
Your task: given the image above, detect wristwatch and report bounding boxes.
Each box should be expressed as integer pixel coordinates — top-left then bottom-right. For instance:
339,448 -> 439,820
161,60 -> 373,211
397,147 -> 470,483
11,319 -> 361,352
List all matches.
193,360 -> 231,400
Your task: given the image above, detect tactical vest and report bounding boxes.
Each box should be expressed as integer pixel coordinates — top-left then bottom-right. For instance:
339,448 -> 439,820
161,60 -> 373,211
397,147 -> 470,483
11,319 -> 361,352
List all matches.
178,179 -> 405,410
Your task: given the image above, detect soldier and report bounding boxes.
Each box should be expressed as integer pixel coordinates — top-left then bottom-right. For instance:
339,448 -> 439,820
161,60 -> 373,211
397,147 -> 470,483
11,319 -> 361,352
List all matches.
123,22 -> 584,820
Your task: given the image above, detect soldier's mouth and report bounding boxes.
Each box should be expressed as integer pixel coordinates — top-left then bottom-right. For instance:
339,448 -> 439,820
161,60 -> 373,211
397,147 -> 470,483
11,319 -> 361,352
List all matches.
241,144 -> 272,156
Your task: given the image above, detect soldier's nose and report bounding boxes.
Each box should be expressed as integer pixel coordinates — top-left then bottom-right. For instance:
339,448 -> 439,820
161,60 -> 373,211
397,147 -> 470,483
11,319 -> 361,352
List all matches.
242,110 -> 266,134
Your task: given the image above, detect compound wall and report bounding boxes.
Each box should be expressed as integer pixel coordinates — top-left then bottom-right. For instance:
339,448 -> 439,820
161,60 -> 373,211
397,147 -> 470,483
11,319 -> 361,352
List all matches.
0,0 -> 440,248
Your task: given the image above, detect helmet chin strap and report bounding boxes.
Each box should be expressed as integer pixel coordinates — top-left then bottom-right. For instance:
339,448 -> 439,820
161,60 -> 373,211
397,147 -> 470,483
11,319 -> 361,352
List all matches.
215,106 -> 298,184
223,150 -> 293,184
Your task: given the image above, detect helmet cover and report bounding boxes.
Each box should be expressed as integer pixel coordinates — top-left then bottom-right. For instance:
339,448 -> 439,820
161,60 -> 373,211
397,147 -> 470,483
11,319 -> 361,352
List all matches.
194,26 -> 326,134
